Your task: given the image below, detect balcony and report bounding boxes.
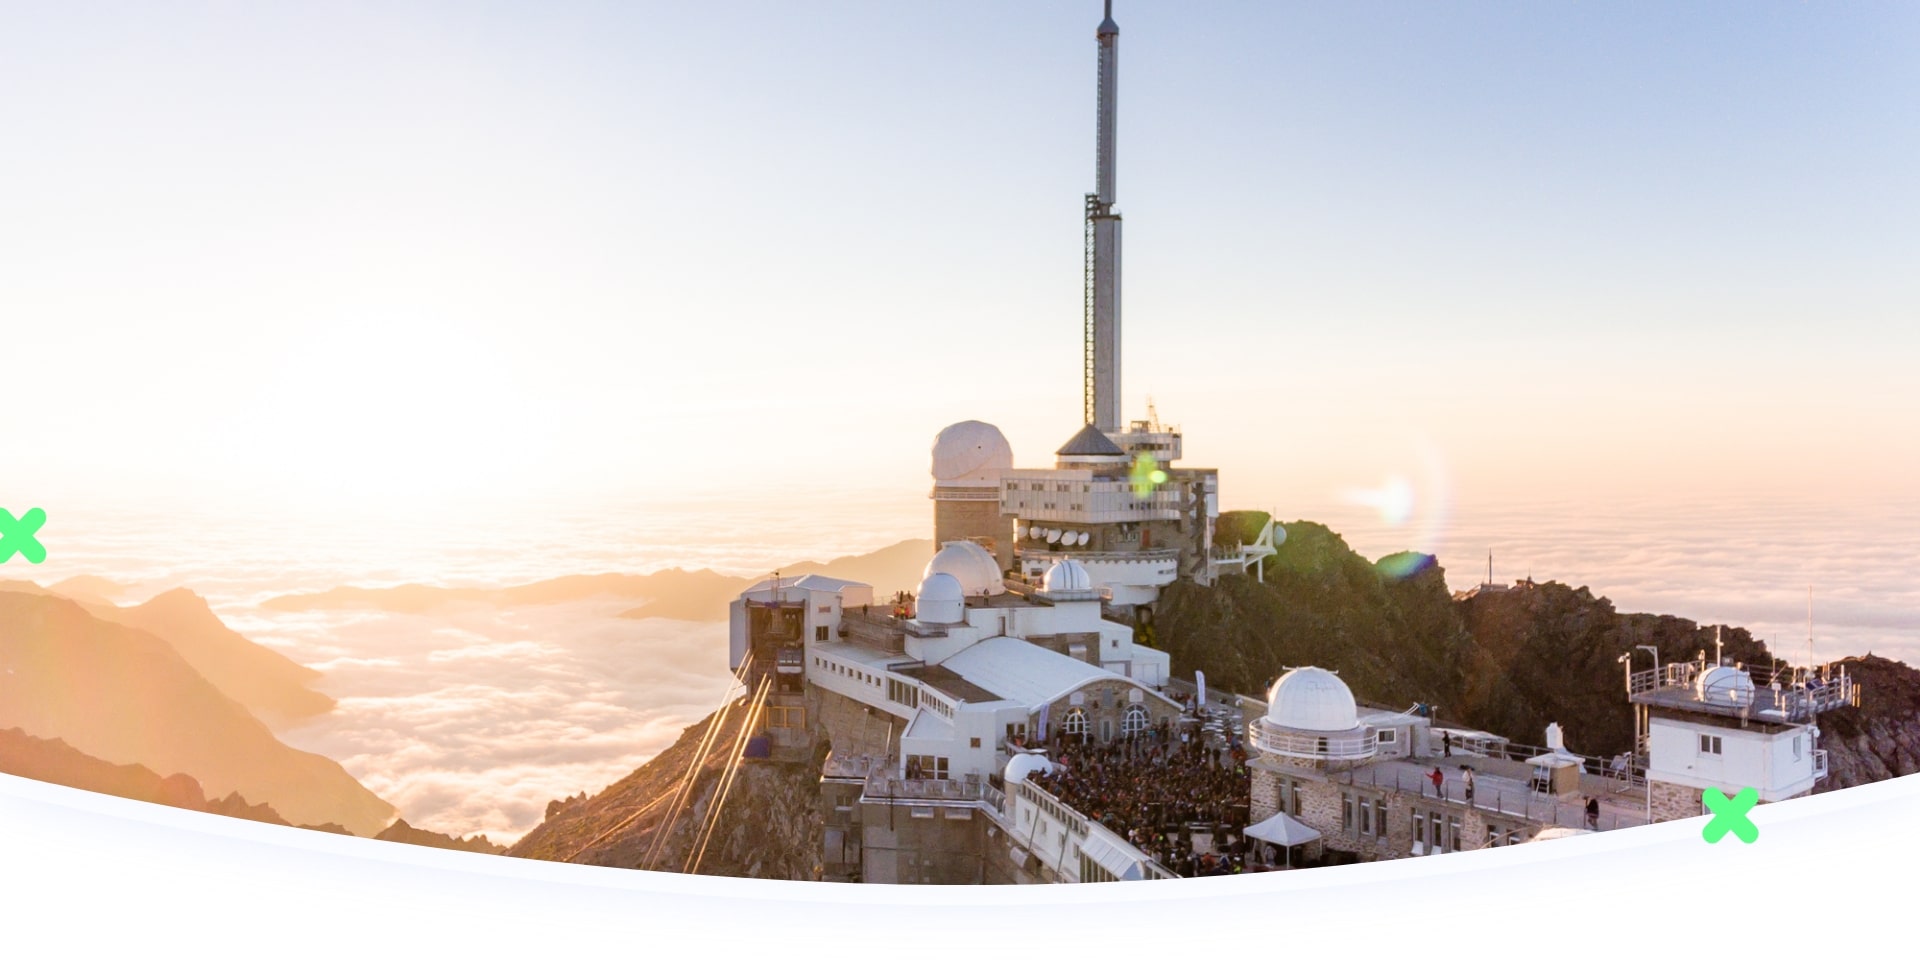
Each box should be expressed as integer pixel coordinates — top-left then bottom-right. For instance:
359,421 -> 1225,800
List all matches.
1248,718 -> 1379,761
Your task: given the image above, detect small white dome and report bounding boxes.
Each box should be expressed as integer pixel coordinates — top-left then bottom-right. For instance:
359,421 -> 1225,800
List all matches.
1004,753 -> 1054,786
1043,558 -> 1094,593
1264,667 -> 1359,732
931,421 -> 1014,486
924,540 -> 1004,597
916,571 -> 965,624
1696,665 -> 1755,706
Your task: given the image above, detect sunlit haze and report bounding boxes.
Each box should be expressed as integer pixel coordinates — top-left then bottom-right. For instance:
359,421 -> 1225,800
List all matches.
4,0 -> 1917,844
6,1 -> 1915,515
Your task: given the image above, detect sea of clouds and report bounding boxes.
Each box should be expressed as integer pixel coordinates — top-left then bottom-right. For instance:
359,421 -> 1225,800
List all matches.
17,490 -> 1914,845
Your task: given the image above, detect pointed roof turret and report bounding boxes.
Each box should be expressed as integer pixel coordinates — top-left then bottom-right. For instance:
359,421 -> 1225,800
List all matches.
1056,423 -> 1126,458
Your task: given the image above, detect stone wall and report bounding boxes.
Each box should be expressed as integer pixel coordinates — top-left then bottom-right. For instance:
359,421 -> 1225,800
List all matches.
1253,758 -> 1540,861
813,688 -> 902,761
934,500 -> 1013,571
1649,779 -> 1707,823
1037,683 -> 1182,744
859,801 -> 990,884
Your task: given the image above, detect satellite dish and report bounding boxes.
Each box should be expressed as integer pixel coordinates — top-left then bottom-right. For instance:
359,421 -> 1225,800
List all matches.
1078,532 -> 1090,546
1047,529 -> 1062,543
1273,524 -> 1287,547
1062,531 -> 1079,544
1028,526 -> 1042,539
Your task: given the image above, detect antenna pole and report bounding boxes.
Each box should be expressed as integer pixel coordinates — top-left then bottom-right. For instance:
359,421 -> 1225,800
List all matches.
1807,585 -> 1813,671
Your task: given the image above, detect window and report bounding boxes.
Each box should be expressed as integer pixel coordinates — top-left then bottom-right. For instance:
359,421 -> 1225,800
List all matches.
1412,808 -> 1426,848
766,706 -> 805,729
970,737 -> 981,748
1447,815 -> 1462,853
1063,708 -> 1088,738
1122,705 -> 1149,738
1699,734 -> 1723,756
888,679 -> 921,708
815,625 -> 829,642
1342,793 -> 1354,832
1374,799 -> 1387,839
1793,735 -> 1804,760
904,756 -> 949,780
1376,728 -> 1397,746
909,806 -> 936,819
1358,797 -> 1372,835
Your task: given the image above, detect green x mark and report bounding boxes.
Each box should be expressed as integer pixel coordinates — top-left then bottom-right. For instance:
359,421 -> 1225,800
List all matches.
0,507 -> 48,564
1702,787 -> 1759,844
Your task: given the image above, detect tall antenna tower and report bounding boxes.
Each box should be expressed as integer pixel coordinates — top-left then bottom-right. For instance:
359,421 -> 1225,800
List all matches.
1083,1 -> 1123,432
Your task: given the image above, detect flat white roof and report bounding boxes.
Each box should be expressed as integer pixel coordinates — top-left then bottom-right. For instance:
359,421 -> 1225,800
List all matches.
744,574 -> 872,595
940,635 -> 1141,712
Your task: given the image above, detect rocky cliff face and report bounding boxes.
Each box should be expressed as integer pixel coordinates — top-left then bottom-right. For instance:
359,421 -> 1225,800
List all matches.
1815,655 -> 1920,789
509,704 -> 821,879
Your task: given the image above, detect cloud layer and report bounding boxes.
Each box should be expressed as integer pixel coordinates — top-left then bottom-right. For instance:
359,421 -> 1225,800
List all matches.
261,602 -> 735,845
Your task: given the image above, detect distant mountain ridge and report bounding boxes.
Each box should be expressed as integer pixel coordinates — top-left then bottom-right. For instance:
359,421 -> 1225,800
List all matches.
0,580 -> 333,725
0,590 -> 396,834
0,726 -> 351,833
259,539 -> 938,622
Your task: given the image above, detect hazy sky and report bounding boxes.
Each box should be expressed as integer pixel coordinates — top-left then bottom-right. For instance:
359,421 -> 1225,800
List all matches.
5,1 -> 1916,517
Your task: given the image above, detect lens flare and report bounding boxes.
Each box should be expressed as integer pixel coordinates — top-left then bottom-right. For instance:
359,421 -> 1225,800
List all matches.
1129,453 -> 1167,497
1336,437 -> 1455,570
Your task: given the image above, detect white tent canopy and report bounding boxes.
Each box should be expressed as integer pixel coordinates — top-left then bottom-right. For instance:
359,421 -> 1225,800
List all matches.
1244,811 -> 1322,848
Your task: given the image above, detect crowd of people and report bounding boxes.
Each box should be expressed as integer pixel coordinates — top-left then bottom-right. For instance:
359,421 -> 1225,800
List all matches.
1022,723 -> 1264,876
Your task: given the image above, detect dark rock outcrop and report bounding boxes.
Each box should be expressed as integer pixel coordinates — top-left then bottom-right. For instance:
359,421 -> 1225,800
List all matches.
376,818 -> 508,855
1155,519 -> 1920,778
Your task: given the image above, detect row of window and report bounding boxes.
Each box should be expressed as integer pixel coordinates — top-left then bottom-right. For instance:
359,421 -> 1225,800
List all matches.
1341,792 -> 1389,838
1413,808 -> 1464,854
1019,783 -> 1088,838
887,679 -> 920,708
816,656 -> 880,689
905,755 -> 950,780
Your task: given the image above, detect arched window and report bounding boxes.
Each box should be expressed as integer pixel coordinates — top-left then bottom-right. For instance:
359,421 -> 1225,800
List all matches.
1062,708 -> 1088,738
1122,705 -> 1149,738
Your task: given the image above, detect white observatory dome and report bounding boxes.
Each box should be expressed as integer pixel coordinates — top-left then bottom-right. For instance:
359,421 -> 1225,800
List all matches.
1264,667 -> 1360,733
1043,558 -> 1094,593
1696,665 -> 1756,707
916,571 -> 965,624
931,421 -> 1015,486
924,540 -> 1005,597
1003,753 -> 1054,786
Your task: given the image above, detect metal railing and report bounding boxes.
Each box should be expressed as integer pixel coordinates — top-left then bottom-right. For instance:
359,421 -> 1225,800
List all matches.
1630,659 -> 1858,722
864,775 -> 996,803
1344,768 -> 1645,831
1248,718 -> 1379,761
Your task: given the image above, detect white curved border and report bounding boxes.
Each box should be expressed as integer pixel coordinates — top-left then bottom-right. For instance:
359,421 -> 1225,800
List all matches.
3,771 -> 1914,958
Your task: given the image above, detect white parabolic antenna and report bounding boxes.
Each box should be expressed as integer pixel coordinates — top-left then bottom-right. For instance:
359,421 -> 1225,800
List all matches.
1028,526 -> 1042,539
1077,532 -> 1090,546
1047,529 -> 1062,542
